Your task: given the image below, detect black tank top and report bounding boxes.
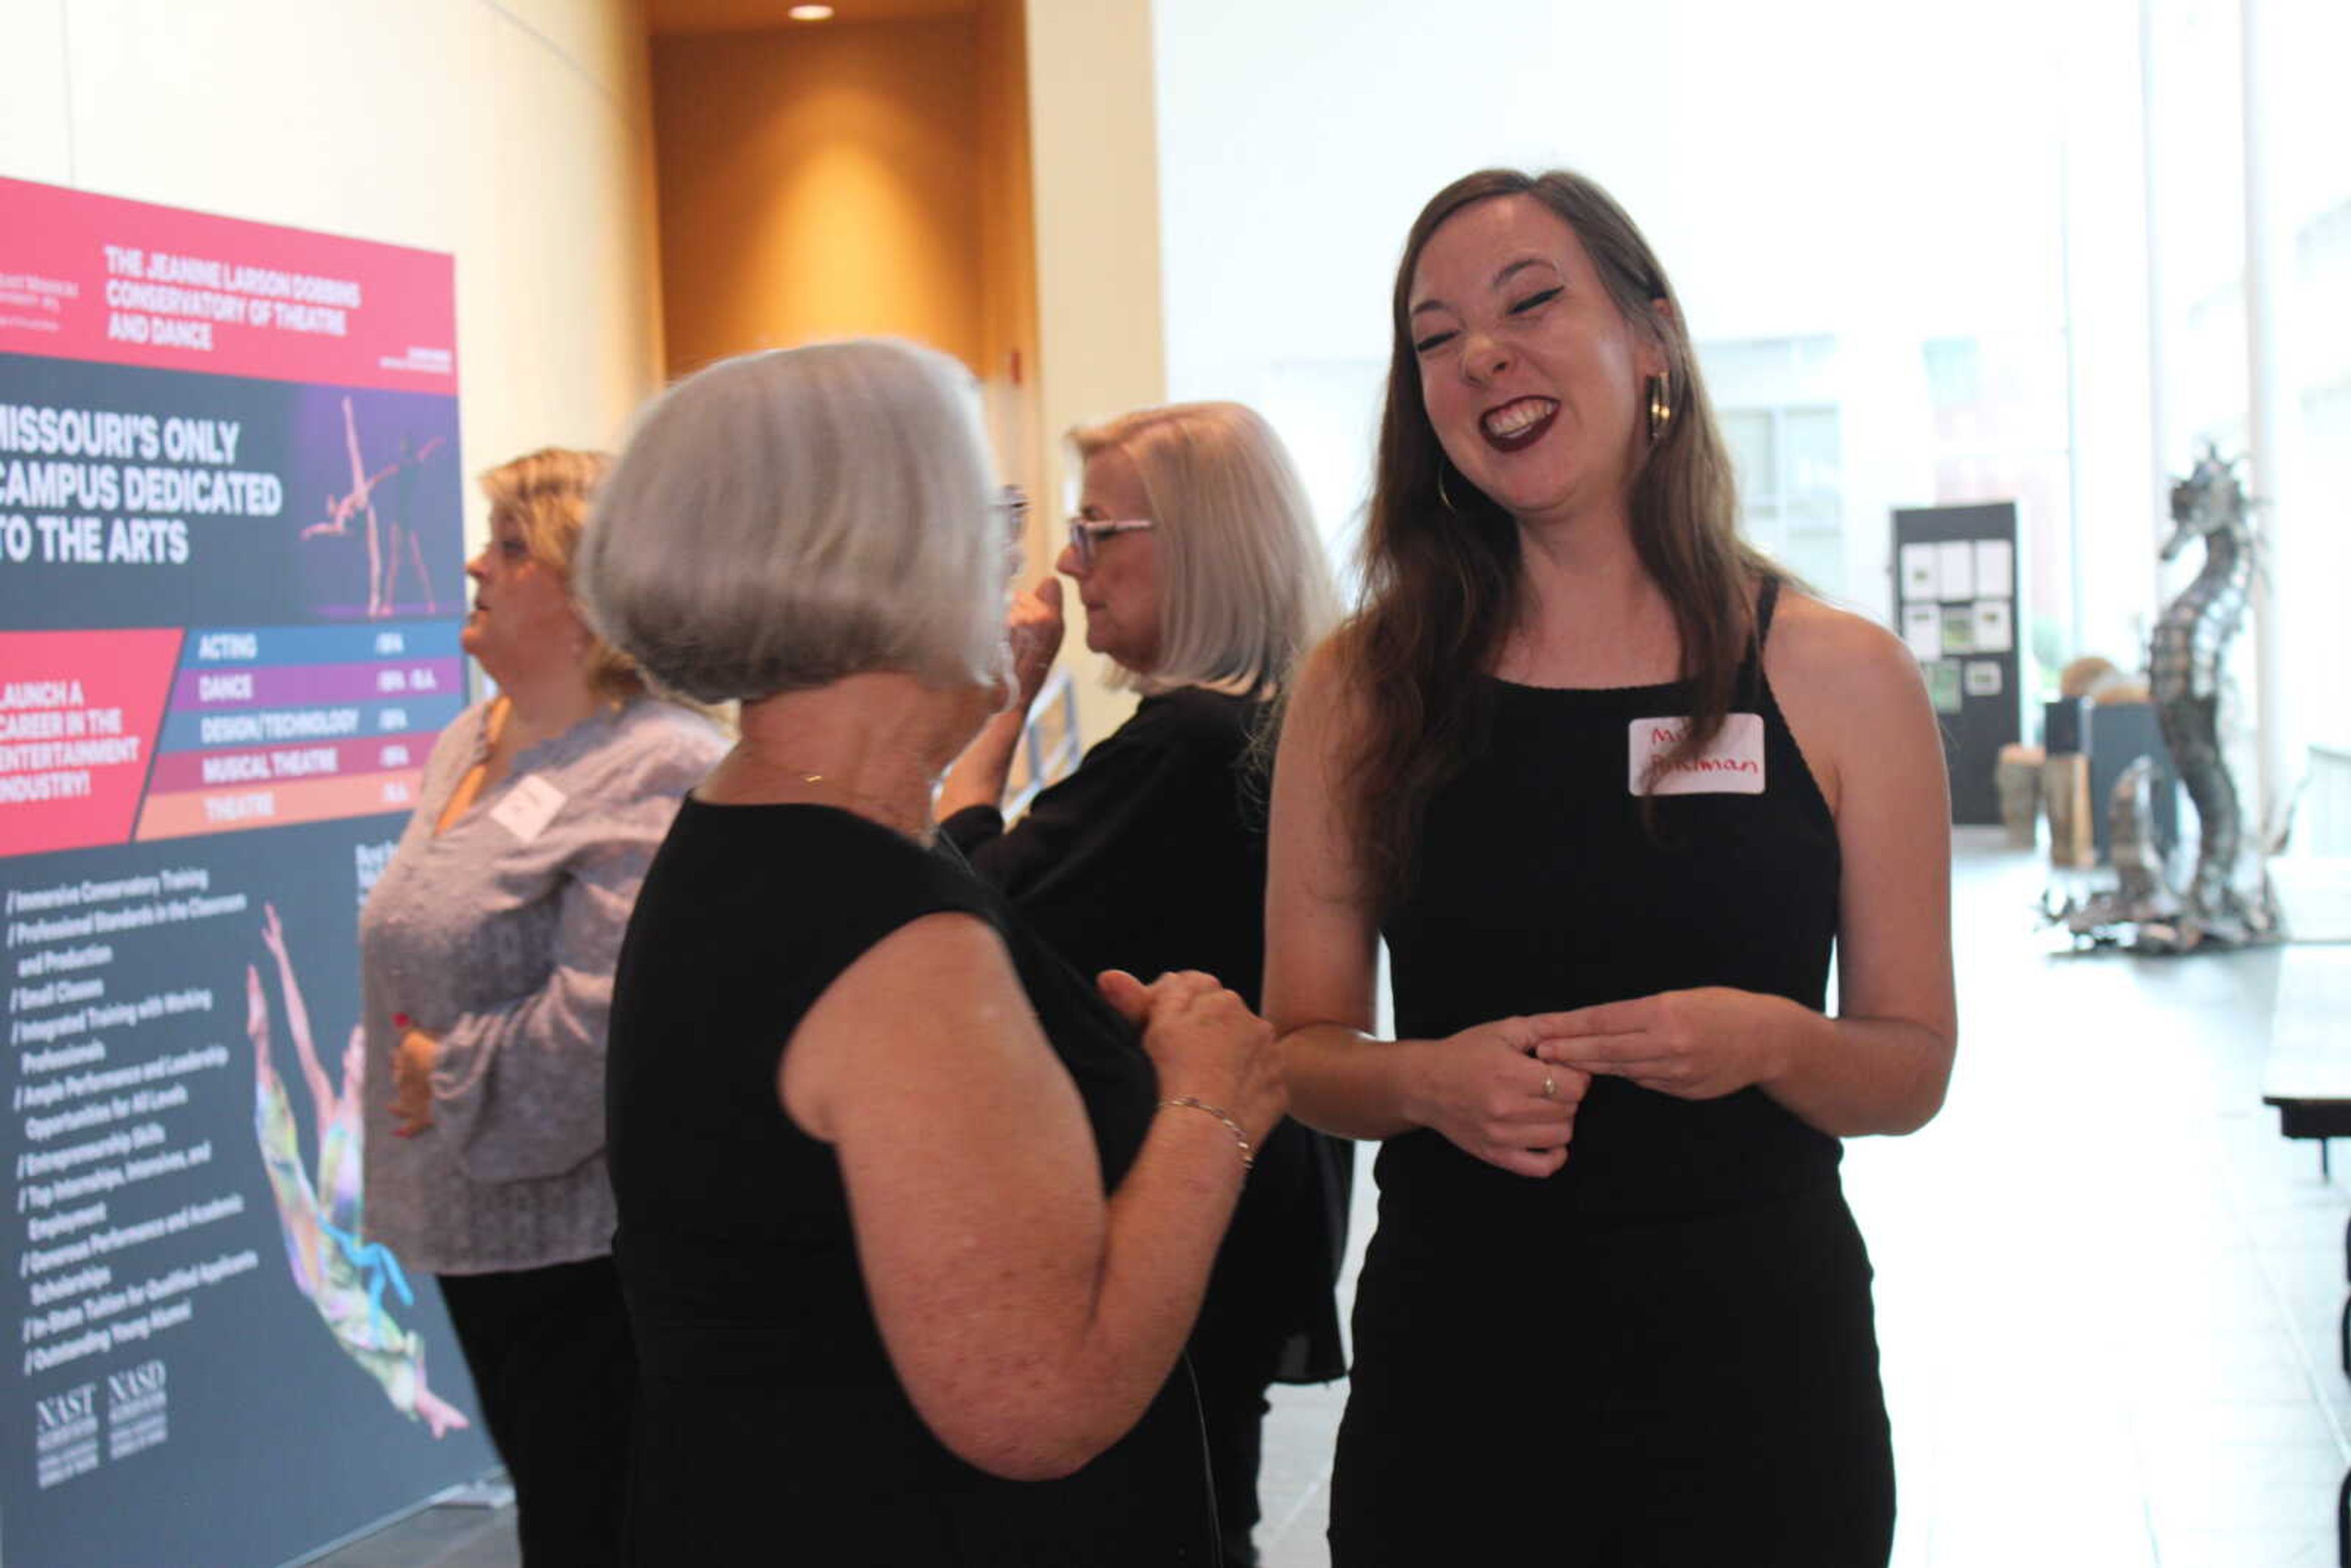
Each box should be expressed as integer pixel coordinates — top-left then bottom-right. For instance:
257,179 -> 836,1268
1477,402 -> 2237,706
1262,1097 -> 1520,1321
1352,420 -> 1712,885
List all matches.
1379,580 -> 1842,1240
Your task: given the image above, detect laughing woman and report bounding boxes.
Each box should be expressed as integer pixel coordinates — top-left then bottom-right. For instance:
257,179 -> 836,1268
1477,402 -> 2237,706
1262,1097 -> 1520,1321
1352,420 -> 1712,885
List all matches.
1264,170 -> 1957,1566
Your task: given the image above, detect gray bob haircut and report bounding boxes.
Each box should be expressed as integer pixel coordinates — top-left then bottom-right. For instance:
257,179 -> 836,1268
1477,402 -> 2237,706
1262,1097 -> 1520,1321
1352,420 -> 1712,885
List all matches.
578,340 -> 1008,703
1070,401 -> 1337,697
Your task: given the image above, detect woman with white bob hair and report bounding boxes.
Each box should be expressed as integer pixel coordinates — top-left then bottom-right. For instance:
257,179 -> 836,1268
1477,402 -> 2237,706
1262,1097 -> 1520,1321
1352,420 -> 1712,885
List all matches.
581,338 -> 1280,1565
937,401 -> 1349,1568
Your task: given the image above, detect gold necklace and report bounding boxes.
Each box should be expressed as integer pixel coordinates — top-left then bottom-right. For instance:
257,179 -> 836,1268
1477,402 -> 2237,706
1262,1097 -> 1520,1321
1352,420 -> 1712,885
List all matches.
782,768 -> 934,844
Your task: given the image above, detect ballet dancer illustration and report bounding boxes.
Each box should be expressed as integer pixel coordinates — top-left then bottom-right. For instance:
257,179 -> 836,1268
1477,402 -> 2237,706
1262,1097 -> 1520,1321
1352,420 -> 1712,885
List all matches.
302,396 -> 447,619
247,901 -> 471,1436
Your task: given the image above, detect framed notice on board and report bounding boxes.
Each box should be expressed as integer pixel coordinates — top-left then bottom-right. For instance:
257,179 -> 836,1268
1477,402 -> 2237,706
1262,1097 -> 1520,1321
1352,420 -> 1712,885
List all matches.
0,176 -> 493,1568
1891,501 -> 2022,825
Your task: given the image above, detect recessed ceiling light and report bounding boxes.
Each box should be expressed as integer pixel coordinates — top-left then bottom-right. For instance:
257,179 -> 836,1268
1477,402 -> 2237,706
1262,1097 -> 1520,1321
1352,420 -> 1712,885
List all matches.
788,4 -> 834,17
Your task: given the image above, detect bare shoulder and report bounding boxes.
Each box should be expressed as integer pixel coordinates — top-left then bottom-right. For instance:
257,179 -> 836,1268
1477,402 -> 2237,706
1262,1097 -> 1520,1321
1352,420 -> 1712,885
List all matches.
1288,628 -> 1361,711
1282,628 -> 1377,752
1762,590 -> 1937,816
1763,590 -> 1924,705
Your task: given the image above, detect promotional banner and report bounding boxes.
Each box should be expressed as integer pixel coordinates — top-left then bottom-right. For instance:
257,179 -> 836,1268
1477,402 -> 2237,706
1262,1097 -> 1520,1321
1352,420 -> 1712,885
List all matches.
1,178 -> 492,1567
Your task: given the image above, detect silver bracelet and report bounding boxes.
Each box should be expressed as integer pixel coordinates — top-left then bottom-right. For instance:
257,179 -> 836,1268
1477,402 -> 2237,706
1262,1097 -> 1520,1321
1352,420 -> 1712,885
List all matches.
1160,1096 -> 1254,1171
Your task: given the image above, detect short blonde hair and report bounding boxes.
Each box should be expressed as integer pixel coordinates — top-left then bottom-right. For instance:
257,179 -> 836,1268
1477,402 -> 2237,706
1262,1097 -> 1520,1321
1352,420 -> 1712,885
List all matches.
577,340 -> 1008,703
479,448 -> 643,702
1069,402 -> 1336,696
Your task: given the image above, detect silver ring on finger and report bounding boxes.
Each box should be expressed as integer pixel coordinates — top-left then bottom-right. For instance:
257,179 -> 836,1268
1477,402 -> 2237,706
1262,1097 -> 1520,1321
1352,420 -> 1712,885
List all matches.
1540,1072 -> 1557,1100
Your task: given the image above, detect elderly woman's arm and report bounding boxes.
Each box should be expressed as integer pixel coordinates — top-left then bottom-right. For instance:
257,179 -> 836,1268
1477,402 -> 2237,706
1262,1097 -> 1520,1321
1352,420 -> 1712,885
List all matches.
936,576 -> 1065,822
778,914 -> 1280,1482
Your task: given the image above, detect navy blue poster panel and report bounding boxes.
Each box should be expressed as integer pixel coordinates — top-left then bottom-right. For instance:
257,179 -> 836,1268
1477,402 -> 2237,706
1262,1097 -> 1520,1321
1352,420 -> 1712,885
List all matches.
0,178 -> 493,1566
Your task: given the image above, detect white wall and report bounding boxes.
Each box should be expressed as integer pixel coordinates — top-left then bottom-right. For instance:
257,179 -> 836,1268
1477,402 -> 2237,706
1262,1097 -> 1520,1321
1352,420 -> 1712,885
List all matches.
1153,0 -> 2126,639
1027,0 -> 1169,742
3,0 -> 668,555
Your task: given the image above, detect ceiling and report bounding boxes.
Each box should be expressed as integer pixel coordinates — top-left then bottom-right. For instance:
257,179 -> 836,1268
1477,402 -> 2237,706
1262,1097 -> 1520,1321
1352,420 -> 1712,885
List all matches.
647,0 -> 977,34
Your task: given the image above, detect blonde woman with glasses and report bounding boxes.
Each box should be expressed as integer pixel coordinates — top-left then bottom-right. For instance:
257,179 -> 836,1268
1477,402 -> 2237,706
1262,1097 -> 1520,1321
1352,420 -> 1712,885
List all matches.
938,400 -> 1350,1568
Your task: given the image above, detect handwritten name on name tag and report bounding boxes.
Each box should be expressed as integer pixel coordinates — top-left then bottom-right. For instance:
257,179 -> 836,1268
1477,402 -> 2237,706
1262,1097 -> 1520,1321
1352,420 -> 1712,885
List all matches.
1628,713 -> 1766,796
488,775 -> 567,842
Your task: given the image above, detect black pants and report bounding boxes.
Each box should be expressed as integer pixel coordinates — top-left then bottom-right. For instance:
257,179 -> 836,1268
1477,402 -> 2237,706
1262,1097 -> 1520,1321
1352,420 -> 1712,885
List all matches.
1188,1116 -> 1349,1568
439,1256 -> 635,1568
1192,1349 -> 1273,1568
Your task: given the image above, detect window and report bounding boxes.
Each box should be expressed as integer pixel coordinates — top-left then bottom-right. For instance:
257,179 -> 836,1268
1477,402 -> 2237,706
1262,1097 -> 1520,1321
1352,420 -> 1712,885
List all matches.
1720,403 -> 1844,593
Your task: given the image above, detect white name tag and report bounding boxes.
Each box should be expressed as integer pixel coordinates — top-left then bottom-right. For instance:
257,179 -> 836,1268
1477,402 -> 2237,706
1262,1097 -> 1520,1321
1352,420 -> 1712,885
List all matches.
1629,713 -> 1766,796
488,774 -> 567,842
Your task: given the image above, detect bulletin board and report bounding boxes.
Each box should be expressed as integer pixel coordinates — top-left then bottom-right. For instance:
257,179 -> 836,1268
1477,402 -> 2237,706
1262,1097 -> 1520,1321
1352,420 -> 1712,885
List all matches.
1892,501 -> 2021,826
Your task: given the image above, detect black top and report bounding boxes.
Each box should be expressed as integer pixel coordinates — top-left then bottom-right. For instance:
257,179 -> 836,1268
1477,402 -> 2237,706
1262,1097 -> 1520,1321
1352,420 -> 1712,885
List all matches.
943,688 -> 1348,1384
606,799 -> 1215,1566
1378,580 -> 1843,1249
1331,584 -> 1892,1565
943,688 -> 1270,1008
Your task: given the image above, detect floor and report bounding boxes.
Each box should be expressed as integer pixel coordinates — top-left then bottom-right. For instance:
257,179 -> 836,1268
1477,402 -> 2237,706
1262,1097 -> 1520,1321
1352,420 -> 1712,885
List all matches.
312,833 -> 2349,1567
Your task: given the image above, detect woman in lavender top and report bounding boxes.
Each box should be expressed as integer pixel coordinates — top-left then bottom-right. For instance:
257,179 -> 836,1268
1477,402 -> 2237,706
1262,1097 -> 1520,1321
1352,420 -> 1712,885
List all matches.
357,449 -> 724,1566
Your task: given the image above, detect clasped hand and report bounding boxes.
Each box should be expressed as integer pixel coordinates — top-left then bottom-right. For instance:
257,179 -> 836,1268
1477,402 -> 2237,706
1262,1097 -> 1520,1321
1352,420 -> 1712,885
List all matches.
1404,1017 -> 1591,1180
1416,988 -> 1799,1177
390,1024 -> 437,1137
1098,968 -> 1286,1145
1529,986 -> 1796,1104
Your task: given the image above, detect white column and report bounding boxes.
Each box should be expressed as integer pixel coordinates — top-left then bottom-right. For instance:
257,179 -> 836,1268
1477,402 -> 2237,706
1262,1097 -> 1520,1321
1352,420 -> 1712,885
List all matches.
2060,0 -> 2159,673
2060,139 -> 2088,656
2240,0 -> 2291,823
2139,0 -> 2171,601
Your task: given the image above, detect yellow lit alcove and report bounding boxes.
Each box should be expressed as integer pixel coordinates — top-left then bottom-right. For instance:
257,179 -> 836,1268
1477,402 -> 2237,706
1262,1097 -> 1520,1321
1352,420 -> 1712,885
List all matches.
647,0 -> 1045,519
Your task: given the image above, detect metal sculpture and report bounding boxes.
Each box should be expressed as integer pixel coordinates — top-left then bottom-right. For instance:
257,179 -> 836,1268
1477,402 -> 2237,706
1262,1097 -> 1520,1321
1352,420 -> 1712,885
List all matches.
2047,446 -> 2282,951
2046,755 -> 2178,937
2150,447 -> 2280,943
2106,756 -> 2177,916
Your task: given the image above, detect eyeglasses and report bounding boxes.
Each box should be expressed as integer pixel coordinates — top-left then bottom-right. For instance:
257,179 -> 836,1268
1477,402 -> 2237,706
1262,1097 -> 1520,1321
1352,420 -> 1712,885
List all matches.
1067,515 -> 1155,568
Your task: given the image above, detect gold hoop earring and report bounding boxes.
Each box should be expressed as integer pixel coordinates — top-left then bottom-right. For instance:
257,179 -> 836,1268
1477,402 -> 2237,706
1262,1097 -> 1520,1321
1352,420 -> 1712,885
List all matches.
1647,373 -> 1672,446
1436,465 -> 1461,514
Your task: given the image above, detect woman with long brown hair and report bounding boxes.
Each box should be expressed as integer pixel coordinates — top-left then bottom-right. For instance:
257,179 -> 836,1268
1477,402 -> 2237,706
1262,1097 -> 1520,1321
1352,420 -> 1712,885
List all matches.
1265,170 -> 1956,1564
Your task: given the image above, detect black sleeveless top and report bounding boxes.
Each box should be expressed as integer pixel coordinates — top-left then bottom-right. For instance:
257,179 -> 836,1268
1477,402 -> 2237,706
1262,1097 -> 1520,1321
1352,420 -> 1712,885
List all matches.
942,686 -> 1349,1385
1378,581 -> 1842,1246
606,799 -> 1214,1566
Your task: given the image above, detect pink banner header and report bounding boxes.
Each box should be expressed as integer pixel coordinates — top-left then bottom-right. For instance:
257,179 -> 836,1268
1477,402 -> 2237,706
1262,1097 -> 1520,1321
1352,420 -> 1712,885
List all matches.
0,178 -> 457,394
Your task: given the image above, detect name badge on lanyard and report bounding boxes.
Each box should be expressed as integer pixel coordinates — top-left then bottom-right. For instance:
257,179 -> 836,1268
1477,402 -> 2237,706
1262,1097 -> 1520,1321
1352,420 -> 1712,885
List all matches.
1628,714 -> 1766,796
